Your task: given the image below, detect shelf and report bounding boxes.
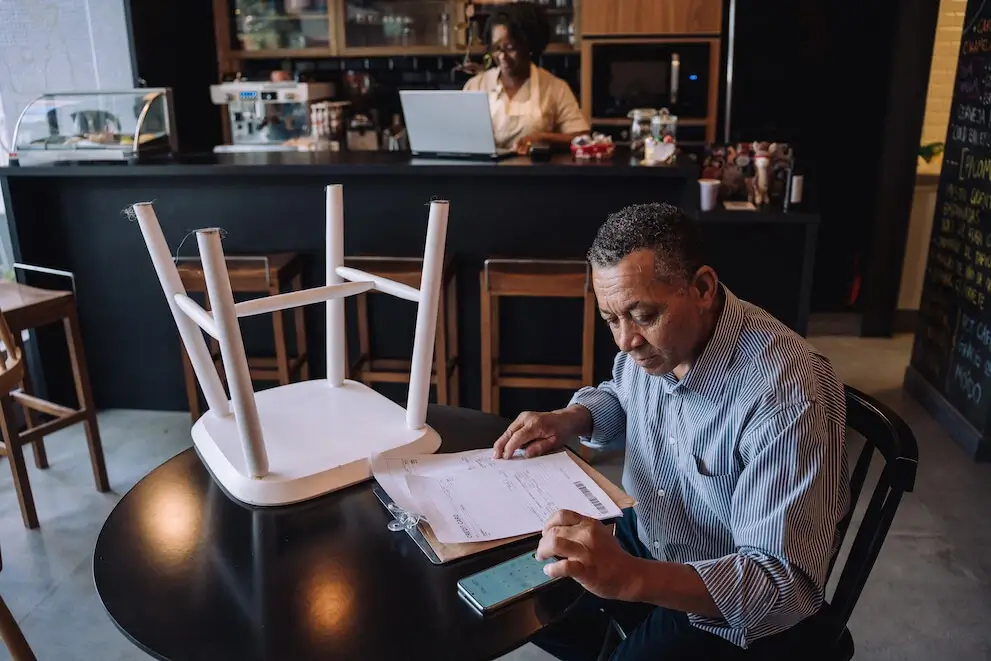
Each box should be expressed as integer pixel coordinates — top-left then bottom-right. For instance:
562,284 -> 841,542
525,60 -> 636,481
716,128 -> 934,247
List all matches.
233,47 -> 337,59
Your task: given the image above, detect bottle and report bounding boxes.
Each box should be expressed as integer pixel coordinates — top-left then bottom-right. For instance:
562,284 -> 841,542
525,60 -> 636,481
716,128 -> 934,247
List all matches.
439,12 -> 450,47
786,161 -> 804,211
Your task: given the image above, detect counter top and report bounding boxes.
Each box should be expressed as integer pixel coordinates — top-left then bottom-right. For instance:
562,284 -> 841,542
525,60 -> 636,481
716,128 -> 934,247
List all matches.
0,149 -> 700,179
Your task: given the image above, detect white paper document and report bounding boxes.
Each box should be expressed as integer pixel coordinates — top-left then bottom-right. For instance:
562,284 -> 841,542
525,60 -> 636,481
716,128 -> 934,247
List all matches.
371,449 -> 622,544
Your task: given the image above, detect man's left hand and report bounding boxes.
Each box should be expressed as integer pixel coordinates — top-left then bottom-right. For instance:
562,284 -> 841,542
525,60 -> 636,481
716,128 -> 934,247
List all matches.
536,510 -> 641,602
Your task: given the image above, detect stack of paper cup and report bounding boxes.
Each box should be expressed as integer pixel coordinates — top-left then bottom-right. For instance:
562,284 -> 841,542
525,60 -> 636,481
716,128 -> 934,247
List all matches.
699,179 -> 720,211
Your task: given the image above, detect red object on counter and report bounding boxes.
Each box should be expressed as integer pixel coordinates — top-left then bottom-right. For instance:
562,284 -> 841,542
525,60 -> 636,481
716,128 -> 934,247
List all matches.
571,134 -> 615,161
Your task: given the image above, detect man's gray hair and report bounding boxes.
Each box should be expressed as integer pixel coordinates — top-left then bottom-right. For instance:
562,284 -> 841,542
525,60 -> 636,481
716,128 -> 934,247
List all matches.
587,203 -> 707,283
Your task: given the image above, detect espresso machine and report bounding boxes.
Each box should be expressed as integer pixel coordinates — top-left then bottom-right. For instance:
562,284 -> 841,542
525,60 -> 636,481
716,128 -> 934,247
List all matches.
209,79 -> 336,152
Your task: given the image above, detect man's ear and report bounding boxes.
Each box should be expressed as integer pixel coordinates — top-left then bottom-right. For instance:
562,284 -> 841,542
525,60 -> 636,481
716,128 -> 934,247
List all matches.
692,266 -> 719,304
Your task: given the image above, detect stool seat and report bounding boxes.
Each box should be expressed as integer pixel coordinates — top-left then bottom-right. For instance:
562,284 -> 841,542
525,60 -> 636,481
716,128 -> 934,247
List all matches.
483,259 -> 590,297
177,252 -> 304,291
344,255 -> 456,287
0,283 -> 73,332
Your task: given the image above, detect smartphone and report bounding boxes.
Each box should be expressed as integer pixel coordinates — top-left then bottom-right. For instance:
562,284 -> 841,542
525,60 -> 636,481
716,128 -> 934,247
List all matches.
457,550 -> 562,614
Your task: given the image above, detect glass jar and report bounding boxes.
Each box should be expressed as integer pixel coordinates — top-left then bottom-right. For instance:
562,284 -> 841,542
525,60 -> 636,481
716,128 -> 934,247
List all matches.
651,107 -> 678,142
627,108 -> 657,152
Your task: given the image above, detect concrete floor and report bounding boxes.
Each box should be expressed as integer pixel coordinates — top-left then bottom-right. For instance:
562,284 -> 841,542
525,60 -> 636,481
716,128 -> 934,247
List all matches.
0,334 -> 989,660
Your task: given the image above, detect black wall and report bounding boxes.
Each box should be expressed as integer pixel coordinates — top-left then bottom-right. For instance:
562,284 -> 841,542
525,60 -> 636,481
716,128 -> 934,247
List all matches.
126,0 -> 224,153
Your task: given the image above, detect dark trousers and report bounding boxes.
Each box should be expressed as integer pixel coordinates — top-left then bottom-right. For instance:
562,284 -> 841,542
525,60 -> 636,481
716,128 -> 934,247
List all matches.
531,509 -> 824,661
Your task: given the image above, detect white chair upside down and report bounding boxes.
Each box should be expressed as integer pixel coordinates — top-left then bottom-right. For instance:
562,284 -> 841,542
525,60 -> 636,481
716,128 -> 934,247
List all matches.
131,186 -> 449,506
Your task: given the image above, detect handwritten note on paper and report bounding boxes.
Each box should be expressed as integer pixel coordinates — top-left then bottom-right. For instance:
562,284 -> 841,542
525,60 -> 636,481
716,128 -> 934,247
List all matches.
402,452 -> 622,544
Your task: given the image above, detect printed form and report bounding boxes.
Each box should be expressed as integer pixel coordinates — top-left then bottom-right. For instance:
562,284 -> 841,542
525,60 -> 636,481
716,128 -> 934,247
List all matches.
371,449 -> 622,544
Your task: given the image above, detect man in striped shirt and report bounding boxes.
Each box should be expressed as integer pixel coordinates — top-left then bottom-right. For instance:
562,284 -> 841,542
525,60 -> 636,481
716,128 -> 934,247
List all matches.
493,203 -> 850,660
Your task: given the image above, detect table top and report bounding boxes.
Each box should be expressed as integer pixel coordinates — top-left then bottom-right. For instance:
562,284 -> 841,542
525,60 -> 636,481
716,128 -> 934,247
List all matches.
93,405 -> 584,661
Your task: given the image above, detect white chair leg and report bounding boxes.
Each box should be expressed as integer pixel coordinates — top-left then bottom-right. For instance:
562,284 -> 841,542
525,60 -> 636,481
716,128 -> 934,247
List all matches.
196,229 -> 269,479
131,203 -> 229,417
326,185 -> 346,387
406,200 -> 450,430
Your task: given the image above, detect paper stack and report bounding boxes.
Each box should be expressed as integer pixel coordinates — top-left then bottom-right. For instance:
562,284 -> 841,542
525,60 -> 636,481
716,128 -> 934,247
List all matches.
370,448 -> 624,545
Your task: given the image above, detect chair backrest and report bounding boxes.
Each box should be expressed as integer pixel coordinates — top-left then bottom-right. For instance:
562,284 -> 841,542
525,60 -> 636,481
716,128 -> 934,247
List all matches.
130,186 -> 449,480
824,385 -> 919,642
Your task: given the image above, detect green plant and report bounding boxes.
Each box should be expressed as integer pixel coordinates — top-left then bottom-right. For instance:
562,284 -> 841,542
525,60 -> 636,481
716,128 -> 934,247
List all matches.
918,142 -> 945,163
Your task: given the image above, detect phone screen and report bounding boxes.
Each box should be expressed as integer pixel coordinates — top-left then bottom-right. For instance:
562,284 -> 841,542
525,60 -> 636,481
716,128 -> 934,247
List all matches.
457,551 -> 561,613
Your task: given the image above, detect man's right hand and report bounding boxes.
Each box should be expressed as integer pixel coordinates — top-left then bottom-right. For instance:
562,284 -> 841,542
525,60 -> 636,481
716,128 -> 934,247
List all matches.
492,405 -> 593,459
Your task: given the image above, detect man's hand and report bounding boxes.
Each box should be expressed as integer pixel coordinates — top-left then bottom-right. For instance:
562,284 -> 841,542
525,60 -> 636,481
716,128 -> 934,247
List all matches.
492,406 -> 592,459
536,510 -> 641,601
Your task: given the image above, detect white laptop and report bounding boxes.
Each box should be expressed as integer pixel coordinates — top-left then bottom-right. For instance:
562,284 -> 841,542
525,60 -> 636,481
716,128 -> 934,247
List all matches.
399,90 -> 516,160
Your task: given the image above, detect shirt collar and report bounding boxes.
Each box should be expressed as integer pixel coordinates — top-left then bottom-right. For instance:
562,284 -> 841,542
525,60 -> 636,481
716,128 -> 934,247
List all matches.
658,285 -> 744,400
488,66 -> 534,99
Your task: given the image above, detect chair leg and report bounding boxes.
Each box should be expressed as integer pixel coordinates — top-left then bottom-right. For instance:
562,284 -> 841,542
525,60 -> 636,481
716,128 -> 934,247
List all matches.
434,285 -> 449,405
491,294 -> 500,416
1,397 -> 38,529
270,280 -> 291,385
292,273 -> 309,380
0,593 -> 36,661
446,273 -> 460,407
580,289 -> 597,464
181,347 -> 202,423
355,293 -> 371,385
63,309 -> 110,494
480,274 -> 493,414
14,339 -> 47,470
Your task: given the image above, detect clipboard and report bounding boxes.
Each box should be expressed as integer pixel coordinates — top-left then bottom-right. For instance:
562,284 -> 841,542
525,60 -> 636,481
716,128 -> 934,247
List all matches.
375,447 -> 636,565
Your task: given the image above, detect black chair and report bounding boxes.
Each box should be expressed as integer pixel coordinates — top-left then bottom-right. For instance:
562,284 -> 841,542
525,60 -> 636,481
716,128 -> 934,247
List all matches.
596,385 -> 919,661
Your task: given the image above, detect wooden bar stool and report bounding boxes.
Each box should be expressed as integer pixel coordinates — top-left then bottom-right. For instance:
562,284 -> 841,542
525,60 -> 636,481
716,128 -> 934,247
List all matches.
346,256 -> 459,405
177,252 -> 309,421
0,268 -> 109,529
481,259 -> 596,459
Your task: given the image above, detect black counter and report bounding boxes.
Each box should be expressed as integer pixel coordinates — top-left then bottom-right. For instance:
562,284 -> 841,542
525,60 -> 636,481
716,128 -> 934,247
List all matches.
1,152 -> 818,415
2,150 -> 700,179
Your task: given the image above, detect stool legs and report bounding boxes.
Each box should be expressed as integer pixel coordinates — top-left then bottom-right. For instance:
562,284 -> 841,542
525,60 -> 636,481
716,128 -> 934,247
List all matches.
0,592 -> 36,661
580,289 -> 597,464
292,273 -> 309,380
65,308 -> 110,493
434,295 -> 449,405
480,274 -> 493,414
446,279 -> 460,407
0,396 -> 38,529
269,279 -> 291,385
355,293 -> 371,385
14,338 -> 48,470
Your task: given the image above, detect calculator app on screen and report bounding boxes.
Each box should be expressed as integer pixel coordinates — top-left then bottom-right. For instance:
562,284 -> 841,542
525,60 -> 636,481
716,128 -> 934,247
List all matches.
458,551 -> 560,612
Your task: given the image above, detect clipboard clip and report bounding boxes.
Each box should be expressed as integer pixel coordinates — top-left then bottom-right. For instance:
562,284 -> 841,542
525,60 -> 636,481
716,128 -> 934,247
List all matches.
386,502 -> 423,532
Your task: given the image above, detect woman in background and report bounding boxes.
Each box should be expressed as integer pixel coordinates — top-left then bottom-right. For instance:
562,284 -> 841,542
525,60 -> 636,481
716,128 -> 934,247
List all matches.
463,2 -> 590,154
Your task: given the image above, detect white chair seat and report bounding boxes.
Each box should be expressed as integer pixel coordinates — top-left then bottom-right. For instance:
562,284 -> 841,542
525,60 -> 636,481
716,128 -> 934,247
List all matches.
195,379 -> 441,506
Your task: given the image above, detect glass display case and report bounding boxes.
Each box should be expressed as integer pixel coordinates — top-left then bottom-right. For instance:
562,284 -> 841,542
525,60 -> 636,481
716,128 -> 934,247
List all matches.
233,0 -> 332,51
9,89 -> 177,166
342,0 -> 456,50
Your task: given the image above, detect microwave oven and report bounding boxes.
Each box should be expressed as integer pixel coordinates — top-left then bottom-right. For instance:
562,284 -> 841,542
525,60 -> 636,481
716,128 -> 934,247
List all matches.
583,39 -> 718,144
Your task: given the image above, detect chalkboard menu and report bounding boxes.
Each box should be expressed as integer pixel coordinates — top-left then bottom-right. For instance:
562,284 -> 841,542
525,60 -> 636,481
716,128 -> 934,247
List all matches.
908,0 -> 991,456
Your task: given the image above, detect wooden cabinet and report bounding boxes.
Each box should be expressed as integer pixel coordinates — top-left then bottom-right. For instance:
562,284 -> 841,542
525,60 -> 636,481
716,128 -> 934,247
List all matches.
581,0 -> 723,36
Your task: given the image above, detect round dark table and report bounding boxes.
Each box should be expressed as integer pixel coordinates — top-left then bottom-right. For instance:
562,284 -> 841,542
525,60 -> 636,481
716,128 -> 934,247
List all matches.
94,405 -> 584,661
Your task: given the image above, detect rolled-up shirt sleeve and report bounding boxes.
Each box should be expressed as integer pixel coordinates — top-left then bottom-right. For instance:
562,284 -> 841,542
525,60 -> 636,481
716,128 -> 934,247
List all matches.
685,401 -> 846,634
568,352 -> 629,450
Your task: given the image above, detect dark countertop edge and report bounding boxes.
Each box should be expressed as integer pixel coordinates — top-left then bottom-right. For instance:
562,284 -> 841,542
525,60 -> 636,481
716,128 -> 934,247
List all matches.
0,163 -> 700,178
695,208 -> 820,224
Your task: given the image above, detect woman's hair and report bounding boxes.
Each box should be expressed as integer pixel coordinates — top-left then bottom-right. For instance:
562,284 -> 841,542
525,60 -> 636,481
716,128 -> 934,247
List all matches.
484,2 -> 551,58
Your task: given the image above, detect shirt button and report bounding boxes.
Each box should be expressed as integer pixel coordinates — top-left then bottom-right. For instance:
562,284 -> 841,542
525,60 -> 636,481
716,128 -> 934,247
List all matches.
657,489 -> 665,498
653,540 -> 660,549
668,437 -> 676,445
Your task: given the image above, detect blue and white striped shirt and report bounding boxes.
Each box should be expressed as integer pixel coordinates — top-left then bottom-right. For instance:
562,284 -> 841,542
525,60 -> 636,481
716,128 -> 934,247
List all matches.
569,285 -> 850,648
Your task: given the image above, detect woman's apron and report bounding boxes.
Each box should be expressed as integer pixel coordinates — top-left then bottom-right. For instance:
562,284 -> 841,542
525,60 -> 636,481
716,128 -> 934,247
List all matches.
489,64 -> 549,149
